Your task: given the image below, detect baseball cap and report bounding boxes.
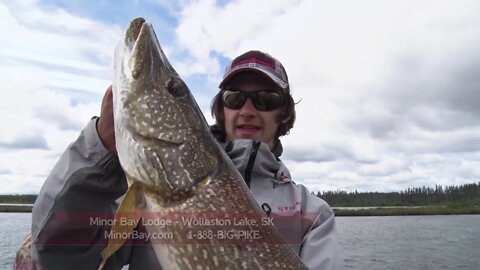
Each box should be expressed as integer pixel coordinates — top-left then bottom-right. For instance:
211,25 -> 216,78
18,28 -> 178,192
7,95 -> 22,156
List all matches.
219,50 -> 289,90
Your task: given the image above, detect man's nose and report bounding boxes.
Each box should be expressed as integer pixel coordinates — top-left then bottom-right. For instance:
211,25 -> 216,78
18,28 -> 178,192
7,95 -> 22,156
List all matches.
239,98 -> 256,117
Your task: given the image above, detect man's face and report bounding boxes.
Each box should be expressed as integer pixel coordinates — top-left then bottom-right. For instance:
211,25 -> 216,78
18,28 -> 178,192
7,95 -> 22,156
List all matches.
223,72 -> 284,150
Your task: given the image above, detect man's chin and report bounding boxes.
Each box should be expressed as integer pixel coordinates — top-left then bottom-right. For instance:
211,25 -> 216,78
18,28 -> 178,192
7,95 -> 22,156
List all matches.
233,133 -> 258,141
237,129 -> 260,138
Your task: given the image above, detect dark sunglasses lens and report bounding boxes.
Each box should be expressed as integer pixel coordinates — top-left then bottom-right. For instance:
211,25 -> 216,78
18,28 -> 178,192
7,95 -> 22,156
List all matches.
222,90 -> 245,109
252,91 -> 283,111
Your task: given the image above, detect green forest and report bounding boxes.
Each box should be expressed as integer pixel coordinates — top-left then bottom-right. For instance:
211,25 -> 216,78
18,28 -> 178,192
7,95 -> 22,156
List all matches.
316,182 -> 480,207
0,194 -> 37,204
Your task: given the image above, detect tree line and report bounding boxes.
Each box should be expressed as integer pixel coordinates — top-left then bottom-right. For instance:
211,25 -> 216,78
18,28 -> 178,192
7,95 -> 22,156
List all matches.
2,182 -> 479,207
0,194 -> 37,204
317,182 -> 480,207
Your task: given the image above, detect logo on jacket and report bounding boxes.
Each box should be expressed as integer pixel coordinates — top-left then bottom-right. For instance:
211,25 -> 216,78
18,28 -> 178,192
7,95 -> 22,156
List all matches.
277,201 -> 301,213
279,171 -> 291,182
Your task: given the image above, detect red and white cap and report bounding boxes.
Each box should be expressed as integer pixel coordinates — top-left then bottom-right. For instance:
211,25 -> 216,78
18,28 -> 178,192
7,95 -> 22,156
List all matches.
219,50 -> 289,90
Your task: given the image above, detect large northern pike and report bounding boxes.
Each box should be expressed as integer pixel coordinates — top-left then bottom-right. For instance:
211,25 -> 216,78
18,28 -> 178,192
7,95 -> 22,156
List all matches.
99,17 -> 307,269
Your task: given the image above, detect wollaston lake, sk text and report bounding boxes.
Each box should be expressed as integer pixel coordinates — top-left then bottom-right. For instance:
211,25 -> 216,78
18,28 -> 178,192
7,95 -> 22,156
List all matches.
90,215 -> 273,228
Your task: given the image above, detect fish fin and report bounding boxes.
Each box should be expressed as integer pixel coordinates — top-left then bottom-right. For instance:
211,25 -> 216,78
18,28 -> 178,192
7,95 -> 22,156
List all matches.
98,183 -> 142,269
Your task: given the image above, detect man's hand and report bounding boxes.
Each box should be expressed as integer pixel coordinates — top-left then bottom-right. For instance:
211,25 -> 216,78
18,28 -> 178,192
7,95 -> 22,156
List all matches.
97,86 -> 117,155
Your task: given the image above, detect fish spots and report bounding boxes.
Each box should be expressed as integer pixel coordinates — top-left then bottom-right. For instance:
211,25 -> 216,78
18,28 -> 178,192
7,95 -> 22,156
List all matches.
182,257 -> 192,269
136,192 -> 146,209
212,255 -> 219,266
233,246 -> 239,259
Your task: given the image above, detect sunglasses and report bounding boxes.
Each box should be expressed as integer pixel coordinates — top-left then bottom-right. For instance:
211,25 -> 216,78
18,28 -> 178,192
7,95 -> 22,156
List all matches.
221,89 -> 285,111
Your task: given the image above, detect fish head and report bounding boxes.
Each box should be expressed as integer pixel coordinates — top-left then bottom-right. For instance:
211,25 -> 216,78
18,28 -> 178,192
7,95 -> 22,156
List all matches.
113,18 -> 220,203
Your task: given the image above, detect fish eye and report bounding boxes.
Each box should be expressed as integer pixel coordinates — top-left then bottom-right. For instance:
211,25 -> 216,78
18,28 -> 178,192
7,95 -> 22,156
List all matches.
166,78 -> 187,97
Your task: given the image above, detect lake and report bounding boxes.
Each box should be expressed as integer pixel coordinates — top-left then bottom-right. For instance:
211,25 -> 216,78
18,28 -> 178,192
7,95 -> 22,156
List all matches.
336,215 -> 480,270
1,213 -> 479,269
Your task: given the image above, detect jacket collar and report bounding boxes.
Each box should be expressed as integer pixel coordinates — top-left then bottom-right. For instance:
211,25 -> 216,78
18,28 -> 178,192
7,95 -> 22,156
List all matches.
210,124 -> 284,157
220,139 -> 292,185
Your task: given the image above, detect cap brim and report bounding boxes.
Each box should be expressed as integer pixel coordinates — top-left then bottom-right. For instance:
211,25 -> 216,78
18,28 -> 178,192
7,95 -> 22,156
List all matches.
219,67 -> 289,90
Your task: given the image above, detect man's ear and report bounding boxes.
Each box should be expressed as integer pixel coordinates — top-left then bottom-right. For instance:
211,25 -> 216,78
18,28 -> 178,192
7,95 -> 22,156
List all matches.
280,114 -> 291,124
279,108 -> 292,124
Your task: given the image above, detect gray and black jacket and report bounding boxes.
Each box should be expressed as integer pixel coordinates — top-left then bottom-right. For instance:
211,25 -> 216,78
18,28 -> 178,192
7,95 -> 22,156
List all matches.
31,118 -> 343,269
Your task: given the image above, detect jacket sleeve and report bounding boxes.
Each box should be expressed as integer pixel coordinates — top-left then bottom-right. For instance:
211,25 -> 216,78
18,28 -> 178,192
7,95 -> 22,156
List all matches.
31,118 -> 130,270
299,194 -> 344,270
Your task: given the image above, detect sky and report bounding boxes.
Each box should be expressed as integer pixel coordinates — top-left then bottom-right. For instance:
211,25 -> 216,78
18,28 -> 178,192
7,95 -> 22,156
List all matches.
0,0 -> 479,194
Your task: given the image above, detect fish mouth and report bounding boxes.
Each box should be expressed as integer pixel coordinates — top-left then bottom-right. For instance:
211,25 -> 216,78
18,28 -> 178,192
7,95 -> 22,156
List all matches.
130,130 -> 183,148
126,17 -> 145,43
125,17 -> 175,80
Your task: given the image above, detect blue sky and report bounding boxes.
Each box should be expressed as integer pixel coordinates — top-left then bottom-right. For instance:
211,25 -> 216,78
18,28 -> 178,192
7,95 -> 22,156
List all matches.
1,0 -> 479,194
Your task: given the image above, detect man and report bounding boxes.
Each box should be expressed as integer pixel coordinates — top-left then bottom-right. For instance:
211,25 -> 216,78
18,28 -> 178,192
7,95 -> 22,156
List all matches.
30,50 -> 343,269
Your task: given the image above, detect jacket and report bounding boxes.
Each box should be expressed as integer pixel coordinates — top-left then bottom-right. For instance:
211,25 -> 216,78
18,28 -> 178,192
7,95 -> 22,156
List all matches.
31,118 -> 343,269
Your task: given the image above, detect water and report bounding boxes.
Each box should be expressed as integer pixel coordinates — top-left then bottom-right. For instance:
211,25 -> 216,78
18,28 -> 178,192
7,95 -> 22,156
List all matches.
336,215 -> 480,270
0,213 -> 479,269
0,213 -> 31,270
0,204 -> 34,207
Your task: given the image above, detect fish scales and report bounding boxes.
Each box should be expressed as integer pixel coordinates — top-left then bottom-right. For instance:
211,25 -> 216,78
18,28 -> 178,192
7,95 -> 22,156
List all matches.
99,17 -> 307,270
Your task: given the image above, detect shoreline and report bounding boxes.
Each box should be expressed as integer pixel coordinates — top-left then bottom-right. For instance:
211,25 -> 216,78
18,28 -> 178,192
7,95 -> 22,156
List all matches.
333,205 -> 480,216
0,205 -> 32,213
1,205 -> 479,216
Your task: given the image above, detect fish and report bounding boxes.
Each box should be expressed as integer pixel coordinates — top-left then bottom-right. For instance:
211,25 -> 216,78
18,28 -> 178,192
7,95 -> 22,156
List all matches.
99,17 -> 308,270
14,234 -> 42,270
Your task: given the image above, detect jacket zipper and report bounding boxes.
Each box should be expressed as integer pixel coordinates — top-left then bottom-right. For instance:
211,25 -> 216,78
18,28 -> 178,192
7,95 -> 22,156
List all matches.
244,141 -> 261,188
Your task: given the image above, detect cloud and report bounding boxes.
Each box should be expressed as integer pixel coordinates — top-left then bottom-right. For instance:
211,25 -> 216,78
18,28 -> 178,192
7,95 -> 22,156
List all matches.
1,0 -> 479,193
0,0 -> 121,193
0,133 -> 49,150
0,147 -> 58,194
0,1 -> 118,138
173,0 -> 480,191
